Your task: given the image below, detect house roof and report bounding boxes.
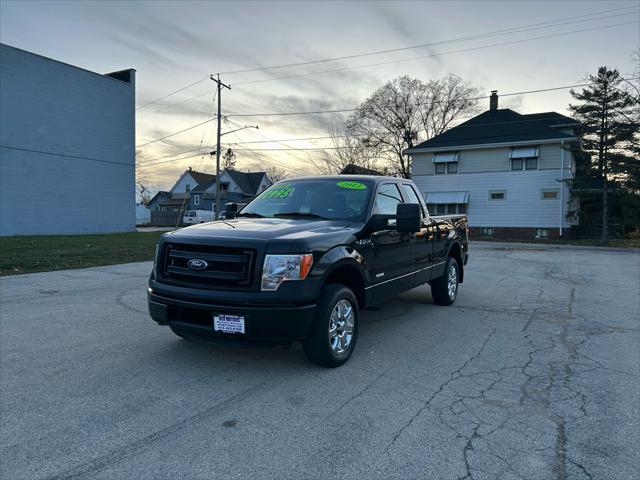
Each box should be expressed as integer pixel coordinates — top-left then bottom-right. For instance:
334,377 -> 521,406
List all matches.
522,112 -> 579,127
191,178 -> 217,193
406,108 -> 577,152
188,170 -> 215,184
340,164 -> 383,175
225,170 -> 266,195
148,191 -> 170,205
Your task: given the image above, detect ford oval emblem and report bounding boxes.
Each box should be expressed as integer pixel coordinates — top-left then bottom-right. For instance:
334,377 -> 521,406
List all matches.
187,258 -> 208,271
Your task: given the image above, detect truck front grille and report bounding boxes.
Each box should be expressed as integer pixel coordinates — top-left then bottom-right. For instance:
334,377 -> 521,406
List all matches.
161,243 -> 256,289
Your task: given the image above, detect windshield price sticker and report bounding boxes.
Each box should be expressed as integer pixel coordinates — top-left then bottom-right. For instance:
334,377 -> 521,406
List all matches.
262,185 -> 295,199
337,181 -> 367,190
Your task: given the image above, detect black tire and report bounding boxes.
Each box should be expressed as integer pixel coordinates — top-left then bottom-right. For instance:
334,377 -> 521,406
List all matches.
303,284 -> 359,368
169,325 -> 189,339
431,257 -> 459,306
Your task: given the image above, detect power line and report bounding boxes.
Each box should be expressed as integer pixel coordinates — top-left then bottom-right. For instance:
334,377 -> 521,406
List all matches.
136,117 -> 216,148
233,21 -> 638,87
1,145 -> 133,167
221,6 -> 638,76
136,76 -> 209,110
137,152 -> 211,169
134,77 -> 636,151
137,147 -> 211,165
133,6 -> 635,116
226,82 -> 597,118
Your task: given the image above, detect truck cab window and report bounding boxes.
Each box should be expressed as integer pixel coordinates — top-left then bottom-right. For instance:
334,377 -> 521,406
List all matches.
373,184 -> 403,215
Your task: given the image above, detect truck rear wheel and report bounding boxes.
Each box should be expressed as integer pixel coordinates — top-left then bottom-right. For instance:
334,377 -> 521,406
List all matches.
430,257 -> 459,306
303,284 -> 359,367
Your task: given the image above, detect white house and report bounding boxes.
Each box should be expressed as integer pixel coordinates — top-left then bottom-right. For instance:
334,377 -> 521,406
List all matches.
0,44 -> 135,235
406,91 -> 580,240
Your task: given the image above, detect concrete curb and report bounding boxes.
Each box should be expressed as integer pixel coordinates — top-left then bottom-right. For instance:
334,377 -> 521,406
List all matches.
471,240 -> 640,254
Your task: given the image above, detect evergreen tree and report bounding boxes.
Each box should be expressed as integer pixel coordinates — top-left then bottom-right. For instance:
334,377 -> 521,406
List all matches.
569,67 -> 638,243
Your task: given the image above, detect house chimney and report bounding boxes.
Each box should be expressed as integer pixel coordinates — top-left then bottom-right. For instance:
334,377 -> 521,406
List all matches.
490,90 -> 498,110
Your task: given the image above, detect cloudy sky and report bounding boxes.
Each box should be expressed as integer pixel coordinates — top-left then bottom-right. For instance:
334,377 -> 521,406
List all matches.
1,0 -> 638,188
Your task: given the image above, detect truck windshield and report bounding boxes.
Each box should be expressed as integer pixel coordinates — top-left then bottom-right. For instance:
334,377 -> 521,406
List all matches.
239,179 -> 372,221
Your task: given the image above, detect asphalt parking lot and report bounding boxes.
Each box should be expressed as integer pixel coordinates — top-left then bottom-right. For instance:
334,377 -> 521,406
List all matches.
1,242 -> 638,480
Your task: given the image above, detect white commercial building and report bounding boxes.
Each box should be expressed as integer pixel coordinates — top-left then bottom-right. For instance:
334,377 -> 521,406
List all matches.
0,44 -> 135,235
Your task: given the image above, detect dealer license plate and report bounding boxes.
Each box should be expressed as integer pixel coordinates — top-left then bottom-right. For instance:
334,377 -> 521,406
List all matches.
213,314 -> 245,334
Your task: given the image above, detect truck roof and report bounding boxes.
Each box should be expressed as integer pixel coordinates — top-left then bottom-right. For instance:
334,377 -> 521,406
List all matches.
279,175 -> 403,184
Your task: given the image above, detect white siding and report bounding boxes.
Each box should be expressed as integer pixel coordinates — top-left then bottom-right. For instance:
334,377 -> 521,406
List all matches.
410,143 -> 568,176
170,172 -> 201,194
413,168 -> 574,228
0,45 -> 135,235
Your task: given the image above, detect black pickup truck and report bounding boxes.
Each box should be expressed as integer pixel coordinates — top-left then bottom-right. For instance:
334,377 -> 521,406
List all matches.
148,176 -> 469,367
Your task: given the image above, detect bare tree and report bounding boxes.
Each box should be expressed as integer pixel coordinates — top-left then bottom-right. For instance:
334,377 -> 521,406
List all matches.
310,125 -> 381,174
264,165 -> 288,183
135,151 -> 161,205
345,74 -> 479,178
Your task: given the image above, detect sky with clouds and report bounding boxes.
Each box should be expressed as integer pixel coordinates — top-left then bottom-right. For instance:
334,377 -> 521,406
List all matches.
1,0 -> 638,188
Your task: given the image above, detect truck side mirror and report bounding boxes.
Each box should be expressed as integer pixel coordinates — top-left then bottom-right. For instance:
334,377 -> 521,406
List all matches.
396,203 -> 421,233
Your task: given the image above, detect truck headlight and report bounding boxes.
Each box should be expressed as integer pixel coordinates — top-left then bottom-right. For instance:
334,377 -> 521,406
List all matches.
261,254 -> 313,291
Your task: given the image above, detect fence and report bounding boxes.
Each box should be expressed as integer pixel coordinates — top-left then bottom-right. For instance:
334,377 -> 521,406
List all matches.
150,210 -> 185,227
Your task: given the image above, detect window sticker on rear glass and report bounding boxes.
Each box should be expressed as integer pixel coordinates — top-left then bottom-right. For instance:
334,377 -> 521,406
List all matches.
261,185 -> 295,199
336,181 -> 367,190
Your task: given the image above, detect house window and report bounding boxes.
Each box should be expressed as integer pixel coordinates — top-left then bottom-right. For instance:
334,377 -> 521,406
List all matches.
220,183 -> 229,192
510,146 -> 538,171
481,227 -> 494,237
186,184 -> 191,192
426,203 -> 465,215
489,190 -> 506,200
535,228 -> 549,238
434,161 -> 457,174
194,195 -> 200,206
541,189 -> 559,199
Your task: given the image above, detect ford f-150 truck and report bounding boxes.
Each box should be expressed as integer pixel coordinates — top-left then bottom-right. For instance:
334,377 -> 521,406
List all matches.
148,176 -> 469,367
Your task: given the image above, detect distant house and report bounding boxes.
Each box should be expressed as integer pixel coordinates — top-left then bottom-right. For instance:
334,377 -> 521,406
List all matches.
406,91 -> 580,240
340,164 -> 383,175
189,169 -> 271,212
147,167 -> 215,212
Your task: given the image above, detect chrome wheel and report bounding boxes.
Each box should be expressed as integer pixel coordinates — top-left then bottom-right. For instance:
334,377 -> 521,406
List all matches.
447,264 -> 458,300
328,299 -> 355,355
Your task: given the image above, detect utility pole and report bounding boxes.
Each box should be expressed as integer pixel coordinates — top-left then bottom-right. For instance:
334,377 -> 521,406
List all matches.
211,74 -> 230,219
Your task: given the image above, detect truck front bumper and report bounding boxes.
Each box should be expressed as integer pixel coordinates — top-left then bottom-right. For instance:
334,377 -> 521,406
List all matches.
148,290 -> 316,343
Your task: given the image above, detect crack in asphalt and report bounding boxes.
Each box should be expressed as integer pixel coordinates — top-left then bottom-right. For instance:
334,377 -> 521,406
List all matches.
382,258 -> 632,479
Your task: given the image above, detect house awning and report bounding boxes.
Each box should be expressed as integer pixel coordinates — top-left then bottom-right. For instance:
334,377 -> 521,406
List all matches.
432,152 -> 459,163
510,146 -> 538,158
425,191 -> 469,204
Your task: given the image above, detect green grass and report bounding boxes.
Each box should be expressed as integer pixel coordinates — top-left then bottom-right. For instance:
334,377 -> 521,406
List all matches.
0,232 -> 165,276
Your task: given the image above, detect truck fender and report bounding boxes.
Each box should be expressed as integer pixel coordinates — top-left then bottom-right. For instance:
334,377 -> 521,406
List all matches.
311,246 -> 368,308
446,241 -> 464,283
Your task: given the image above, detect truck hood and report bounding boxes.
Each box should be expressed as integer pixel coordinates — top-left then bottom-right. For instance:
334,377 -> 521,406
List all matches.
162,218 -> 364,251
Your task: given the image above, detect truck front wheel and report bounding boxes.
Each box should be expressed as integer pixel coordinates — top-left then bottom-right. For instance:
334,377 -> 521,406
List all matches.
303,284 -> 359,367
430,257 -> 459,306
